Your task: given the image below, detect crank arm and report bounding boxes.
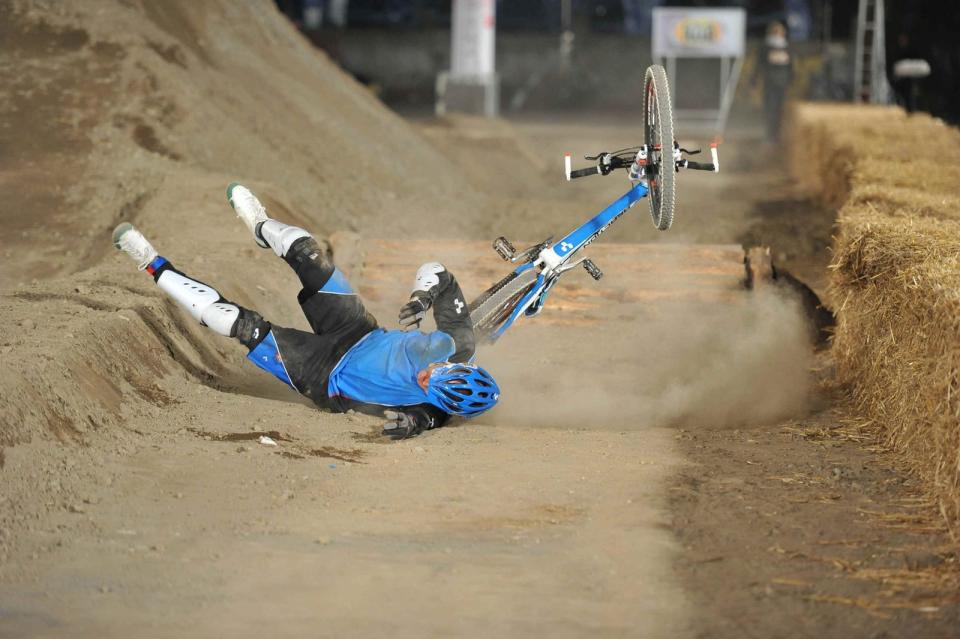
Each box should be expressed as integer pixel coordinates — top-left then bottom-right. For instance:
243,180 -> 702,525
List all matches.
554,257 -> 586,275
495,236 -> 553,263
514,237 -> 553,263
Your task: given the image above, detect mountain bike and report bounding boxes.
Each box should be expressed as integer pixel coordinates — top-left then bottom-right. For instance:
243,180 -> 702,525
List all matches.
469,65 -> 720,344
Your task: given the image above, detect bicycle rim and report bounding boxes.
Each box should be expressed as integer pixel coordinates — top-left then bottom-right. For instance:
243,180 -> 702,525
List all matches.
643,65 -> 676,231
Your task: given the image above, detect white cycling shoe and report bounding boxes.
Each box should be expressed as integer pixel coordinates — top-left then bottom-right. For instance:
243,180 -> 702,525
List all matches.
112,222 -> 159,270
227,182 -> 270,249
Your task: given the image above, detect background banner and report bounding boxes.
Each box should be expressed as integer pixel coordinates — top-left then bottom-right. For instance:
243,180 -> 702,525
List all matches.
652,8 -> 746,59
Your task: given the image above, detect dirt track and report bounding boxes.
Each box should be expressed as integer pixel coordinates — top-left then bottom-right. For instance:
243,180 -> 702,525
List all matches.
1,2 -> 958,637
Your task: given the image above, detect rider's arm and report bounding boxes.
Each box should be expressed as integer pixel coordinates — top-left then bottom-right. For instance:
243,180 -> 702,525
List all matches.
333,395 -> 451,438
382,403 -> 451,439
400,263 -> 475,363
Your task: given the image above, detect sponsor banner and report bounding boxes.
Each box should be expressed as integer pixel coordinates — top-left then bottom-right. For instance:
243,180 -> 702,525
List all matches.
451,0 -> 496,78
652,8 -> 746,58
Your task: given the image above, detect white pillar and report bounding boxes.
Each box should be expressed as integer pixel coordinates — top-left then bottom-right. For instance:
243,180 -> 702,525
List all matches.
451,0 -> 496,79
440,0 -> 498,117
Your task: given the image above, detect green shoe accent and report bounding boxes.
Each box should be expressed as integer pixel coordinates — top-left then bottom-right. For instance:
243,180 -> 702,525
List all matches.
112,222 -> 134,249
226,181 -> 242,207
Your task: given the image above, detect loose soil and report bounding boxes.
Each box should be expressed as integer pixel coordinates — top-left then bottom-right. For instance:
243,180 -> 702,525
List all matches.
1,2 -> 957,637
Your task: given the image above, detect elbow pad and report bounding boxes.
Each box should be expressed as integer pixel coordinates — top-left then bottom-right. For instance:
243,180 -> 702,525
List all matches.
411,262 -> 446,298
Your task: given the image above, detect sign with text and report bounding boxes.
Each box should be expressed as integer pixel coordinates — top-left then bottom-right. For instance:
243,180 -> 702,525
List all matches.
652,8 -> 746,58
451,0 -> 496,78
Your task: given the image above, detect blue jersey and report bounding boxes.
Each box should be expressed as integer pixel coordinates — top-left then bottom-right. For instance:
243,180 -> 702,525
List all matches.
327,328 -> 456,407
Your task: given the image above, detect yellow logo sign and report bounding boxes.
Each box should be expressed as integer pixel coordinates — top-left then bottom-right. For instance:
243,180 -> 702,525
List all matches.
674,18 -> 725,46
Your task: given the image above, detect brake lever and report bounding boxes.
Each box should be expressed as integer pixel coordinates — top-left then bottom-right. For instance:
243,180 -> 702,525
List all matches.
678,147 -> 701,155
584,152 -> 607,161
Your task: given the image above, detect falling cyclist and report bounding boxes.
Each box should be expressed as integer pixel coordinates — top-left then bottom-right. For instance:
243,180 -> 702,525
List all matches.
112,184 -> 500,440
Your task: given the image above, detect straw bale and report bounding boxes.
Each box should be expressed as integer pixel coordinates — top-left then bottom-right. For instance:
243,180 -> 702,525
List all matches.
789,103 -> 960,538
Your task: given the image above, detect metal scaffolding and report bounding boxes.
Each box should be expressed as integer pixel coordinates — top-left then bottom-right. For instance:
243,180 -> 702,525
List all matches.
853,0 -> 891,104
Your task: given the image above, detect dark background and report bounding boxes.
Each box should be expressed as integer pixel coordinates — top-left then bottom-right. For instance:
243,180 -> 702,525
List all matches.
274,0 -> 960,123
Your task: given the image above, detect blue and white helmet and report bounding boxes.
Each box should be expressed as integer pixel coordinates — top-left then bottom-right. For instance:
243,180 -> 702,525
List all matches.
426,363 -> 500,417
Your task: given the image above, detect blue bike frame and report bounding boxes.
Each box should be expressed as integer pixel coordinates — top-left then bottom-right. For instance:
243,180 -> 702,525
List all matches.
487,180 -> 649,341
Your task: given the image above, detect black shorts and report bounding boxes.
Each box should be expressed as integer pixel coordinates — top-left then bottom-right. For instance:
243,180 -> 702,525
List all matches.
268,237 -> 378,408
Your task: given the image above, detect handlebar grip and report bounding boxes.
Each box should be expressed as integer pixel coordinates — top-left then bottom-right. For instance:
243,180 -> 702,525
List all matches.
569,166 -> 600,179
685,161 -> 716,172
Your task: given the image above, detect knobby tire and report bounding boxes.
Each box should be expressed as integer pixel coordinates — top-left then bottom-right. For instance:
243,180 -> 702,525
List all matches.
469,268 -> 539,341
643,65 -> 676,231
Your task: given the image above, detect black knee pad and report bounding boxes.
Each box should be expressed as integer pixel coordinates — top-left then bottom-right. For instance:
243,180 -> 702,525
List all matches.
285,236 -> 336,294
284,236 -> 329,268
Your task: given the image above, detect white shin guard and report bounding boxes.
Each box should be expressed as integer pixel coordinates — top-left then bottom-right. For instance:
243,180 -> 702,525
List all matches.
201,302 -> 241,337
157,270 -> 239,337
258,220 -> 311,258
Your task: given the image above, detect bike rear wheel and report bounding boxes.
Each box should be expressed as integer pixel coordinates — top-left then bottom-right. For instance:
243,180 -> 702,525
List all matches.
469,268 -> 539,342
643,65 -> 676,231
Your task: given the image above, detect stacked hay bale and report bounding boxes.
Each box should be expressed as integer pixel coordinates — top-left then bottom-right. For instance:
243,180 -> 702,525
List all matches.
790,104 -> 960,535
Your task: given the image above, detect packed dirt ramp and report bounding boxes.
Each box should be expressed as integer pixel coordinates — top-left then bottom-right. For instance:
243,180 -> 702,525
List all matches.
3,0 -> 959,636
2,280 -> 219,447
0,0 -> 493,289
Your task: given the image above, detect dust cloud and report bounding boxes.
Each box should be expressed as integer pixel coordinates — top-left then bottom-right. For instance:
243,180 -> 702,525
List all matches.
484,288 -> 815,430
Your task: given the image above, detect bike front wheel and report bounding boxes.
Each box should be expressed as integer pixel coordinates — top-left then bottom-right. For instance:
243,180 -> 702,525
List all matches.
643,65 -> 676,231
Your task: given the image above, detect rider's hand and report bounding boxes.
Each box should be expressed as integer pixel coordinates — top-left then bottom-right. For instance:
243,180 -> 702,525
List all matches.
399,294 -> 431,330
382,409 -> 428,440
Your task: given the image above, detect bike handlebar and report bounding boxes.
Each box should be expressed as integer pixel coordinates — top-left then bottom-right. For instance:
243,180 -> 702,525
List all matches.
682,145 -> 720,172
569,166 -> 600,179
565,143 -> 719,180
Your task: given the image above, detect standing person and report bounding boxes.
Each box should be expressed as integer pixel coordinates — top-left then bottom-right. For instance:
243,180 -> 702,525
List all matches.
753,20 -> 794,142
112,184 -> 500,439
888,32 -> 926,113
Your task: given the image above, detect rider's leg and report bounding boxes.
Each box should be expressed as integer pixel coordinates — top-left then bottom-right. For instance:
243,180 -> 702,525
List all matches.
227,183 -> 377,337
267,224 -> 378,338
145,255 -> 345,394
151,260 -> 269,348
113,223 -> 359,399
112,223 -> 271,349
227,182 -> 342,291
148,257 -> 329,393
112,223 -> 305,387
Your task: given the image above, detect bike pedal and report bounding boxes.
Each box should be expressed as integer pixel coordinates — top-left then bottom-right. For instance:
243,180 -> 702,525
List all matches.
493,236 -> 516,261
582,259 -> 603,281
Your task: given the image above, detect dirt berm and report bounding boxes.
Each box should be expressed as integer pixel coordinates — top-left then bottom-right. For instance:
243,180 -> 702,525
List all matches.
1,4 -> 712,633
0,0 -> 499,290
790,103 -> 960,538
9,1 -> 959,635
0,0 -> 547,450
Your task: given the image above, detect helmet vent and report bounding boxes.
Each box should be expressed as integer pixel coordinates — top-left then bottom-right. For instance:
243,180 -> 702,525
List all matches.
426,363 -> 501,417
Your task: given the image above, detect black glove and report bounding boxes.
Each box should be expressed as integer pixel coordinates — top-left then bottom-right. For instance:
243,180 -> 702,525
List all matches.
382,409 -> 435,440
398,294 -> 432,330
